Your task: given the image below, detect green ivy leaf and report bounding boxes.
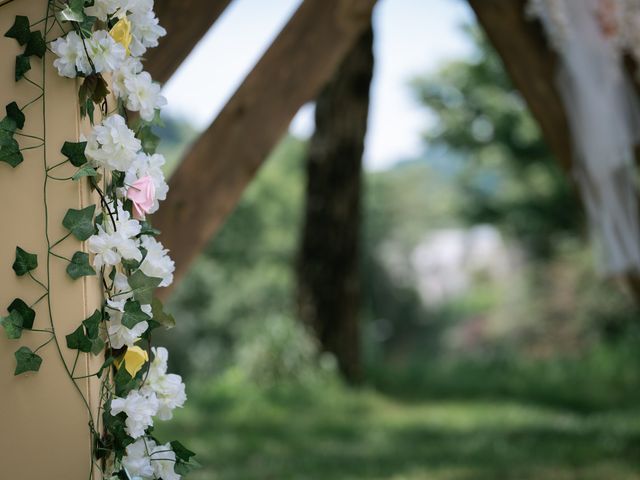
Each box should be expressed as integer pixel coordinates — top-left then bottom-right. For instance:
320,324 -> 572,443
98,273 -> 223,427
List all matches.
121,300 -> 151,329
114,365 -> 136,396
137,124 -> 160,154
82,309 -> 102,339
1,310 -> 24,339
8,298 -> 35,330
14,346 -> 42,375
66,251 -> 96,279
63,205 -> 96,241
15,55 -> 31,81
24,31 -> 45,58
72,164 -> 98,181
170,441 -> 196,462
4,16 -> 30,45
0,137 -> 23,167
0,116 -> 17,140
97,356 -> 115,378
57,0 -> 86,22
61,141 -> 87,167
5,102 -> 25,130
90,336 -> 105,356
103,407 -> 128,445
78,15 -> 97,39
140,221 -> 161,236
151,297 -> 175,329
65,324 -> 92,352
12,246 -> 37,276
127,270 -> 162,305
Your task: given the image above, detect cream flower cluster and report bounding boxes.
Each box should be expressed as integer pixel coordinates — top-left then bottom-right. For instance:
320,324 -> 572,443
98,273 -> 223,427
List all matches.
111,347 -> 186,441
50,2 -> 189,478
51,0 -> 166,120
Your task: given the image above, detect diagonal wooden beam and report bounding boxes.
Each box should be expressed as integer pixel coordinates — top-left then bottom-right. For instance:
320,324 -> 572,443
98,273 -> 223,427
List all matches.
146,0 -> 232,83
154,0 -> 378,297
468,0 -> 573,170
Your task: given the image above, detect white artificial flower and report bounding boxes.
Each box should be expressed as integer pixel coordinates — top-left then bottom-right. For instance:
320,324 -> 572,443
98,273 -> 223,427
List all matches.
124,71 -> 167,121
142,347 -> 186,421
105,301 -> 149,349
129,10 -> 166,56
112,56 -> 143,99
122,437 -> 155,479
51,31 -> 91,77
86,114 -> 141,172
110,389 -> 159,439
127,0 -> 154,15
124,153 -> 169,213
139,236 -> 175,287
150,443 -> 181,480
86,30 -> 126,74
88,202 -> 142,269
85,0 -> 129,21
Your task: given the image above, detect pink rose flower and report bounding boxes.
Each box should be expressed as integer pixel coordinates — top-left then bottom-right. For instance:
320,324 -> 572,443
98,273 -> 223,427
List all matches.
127,175 -> 156,220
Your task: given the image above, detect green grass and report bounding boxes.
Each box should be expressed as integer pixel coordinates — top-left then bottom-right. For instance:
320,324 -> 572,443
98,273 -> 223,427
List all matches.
156,376 -> 640,480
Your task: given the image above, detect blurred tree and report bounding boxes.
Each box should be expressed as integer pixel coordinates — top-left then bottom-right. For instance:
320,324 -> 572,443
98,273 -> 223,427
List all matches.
412,28 -> 584,259
297,26 -> 374,383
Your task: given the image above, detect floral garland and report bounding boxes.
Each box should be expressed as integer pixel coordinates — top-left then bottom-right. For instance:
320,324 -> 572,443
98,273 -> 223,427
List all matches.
1,1 -> 195,478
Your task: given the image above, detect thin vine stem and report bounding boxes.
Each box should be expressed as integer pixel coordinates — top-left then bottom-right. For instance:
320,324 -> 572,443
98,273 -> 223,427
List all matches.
49,250 -> 71,263
50,232 -> 72,249
40,5 -> 96,479
28,271 -> 48,291
21,93 -> 44,111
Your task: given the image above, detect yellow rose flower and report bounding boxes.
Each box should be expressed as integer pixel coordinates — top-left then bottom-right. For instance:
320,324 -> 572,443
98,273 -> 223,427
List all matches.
109,17 -> 132,55
115,345 -> 148,377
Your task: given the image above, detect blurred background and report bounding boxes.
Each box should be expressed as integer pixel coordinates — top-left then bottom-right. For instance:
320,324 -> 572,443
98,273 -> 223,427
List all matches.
151,0 -> 640,478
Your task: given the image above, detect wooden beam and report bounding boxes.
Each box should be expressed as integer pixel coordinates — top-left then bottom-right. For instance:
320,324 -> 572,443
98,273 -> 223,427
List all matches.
154,0 -> 378,297
145,0 -> 232,83
468,0 -> 573,170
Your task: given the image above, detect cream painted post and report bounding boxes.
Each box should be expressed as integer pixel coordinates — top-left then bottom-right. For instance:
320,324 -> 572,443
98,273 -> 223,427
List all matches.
0,2 -> 102,478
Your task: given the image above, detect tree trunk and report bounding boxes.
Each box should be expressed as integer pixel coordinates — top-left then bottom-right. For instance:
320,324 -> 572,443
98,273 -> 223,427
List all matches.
296,26 -> 374,384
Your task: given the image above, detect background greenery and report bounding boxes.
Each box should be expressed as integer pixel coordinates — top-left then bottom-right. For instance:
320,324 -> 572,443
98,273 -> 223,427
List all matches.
153,27 -> 640,480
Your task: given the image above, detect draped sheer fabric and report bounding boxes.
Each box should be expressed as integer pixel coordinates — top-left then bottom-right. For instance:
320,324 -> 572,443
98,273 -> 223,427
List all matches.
527,0 -> 640,274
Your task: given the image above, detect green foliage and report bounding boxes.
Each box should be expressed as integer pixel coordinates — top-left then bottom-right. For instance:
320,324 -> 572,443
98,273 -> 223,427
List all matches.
72,164 -> 98,181
128,270 -> 162,304
14,55 -> 30,81
151,297 -> 175,328
8,298 -> 35,330
156,375 -> 640,480
24,31 -> 45,58
63,205 -> 96,240
66,324 -> 93,352
4,16 -> 30,45
61,141 -> 88,167
1,310 -> 24,339
121,300 -> 150,329
12,246 -> 37,276
162,135 -> 307,376
66,251 -> 96,279
6,102 -> 25,130
14,346 -> 42,375
0,117 -> 23,167
412,28 -> 582,258
58,0 -> 86,23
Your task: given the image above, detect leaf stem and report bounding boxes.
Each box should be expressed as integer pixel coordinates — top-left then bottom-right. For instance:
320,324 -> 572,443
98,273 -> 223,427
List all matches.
29,292 -> 49,308
50,232 -> 72,249
49,251 -> 71,263
28,271 -> 48,291
46,158 -> 69,171
33,335 -> 55,353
